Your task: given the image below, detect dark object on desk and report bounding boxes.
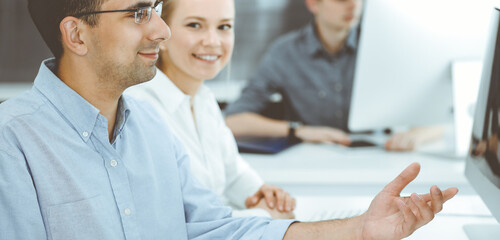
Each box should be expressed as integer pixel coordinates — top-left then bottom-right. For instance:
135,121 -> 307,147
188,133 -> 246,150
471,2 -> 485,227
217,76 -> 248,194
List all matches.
349,140 -> 377,148
236,137 -> 300,154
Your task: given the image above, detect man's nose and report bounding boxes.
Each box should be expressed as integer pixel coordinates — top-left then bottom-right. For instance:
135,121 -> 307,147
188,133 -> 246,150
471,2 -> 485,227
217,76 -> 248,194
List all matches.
148,9 -> 171,42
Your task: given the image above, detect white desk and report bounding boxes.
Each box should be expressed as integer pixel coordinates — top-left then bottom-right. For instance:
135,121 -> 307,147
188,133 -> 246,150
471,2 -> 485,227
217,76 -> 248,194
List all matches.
241,142 -> 498,239
291,194 -> 496,240
242,143 -> 466,189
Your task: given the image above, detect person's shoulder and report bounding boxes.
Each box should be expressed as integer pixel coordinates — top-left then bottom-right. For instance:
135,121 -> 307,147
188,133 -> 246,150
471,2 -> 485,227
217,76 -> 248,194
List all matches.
0,90 -> 46,128
267,24 -> 310,53
0,90 -> 47,155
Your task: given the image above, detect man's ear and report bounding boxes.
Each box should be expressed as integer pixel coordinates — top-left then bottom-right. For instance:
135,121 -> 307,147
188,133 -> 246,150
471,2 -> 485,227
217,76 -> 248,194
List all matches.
59,16 -> 88,56
305,0 -> 319,15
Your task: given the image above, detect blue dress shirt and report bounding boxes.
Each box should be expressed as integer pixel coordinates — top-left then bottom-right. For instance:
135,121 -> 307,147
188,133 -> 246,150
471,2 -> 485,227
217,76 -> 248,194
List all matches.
0,59 -> 294,240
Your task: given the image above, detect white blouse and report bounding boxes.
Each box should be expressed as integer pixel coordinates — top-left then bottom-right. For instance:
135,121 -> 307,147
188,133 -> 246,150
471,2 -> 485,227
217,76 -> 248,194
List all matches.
126,69 -> 269,217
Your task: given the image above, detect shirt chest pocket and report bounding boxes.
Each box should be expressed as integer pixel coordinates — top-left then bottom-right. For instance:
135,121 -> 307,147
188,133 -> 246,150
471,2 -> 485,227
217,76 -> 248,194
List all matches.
46,195 -> 123,240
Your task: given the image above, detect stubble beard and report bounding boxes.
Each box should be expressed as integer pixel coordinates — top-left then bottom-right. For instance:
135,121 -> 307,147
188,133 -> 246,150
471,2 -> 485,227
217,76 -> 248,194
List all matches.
94,52 -> 157,92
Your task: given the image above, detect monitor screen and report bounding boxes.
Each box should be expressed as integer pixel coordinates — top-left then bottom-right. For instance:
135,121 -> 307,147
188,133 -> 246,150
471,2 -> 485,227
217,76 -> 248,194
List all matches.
464,6 -> 500,238
348,0 -> 494,131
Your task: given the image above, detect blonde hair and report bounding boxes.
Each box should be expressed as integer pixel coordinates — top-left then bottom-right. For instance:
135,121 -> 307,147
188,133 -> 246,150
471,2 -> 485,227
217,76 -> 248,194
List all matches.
156,0 -> 175,67
161,0 -> 176,24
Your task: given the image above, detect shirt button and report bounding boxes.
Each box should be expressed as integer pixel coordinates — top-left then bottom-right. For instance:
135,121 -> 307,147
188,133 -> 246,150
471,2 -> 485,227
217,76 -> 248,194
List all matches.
124,208 -> 131,216
82,131 -> 89,137
110,160 -> 118,167
318,91 -> 327,99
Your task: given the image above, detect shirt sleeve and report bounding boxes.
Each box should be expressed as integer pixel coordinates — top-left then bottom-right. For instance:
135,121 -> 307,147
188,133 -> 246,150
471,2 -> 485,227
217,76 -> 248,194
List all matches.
173,137 -> 295,240
225,43 -> 284,116
213,101 -> 264,209
232,208 -> 272,218
221,126 -> 264,209
0,149 -> 46,239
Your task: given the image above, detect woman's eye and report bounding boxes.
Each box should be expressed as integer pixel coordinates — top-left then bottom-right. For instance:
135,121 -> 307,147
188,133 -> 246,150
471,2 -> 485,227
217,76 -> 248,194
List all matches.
187,23 -> 201,28
219,24 -> 232,30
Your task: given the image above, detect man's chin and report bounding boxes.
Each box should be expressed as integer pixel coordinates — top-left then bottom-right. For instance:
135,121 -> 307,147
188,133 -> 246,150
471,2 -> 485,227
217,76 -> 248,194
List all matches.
146,65 -> 157,79
134,66 -> 157,86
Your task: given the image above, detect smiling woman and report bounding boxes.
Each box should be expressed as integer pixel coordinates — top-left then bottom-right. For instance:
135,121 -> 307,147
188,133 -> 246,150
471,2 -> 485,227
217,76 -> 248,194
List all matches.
157,0 -> 235,87
125,0 -> 296,219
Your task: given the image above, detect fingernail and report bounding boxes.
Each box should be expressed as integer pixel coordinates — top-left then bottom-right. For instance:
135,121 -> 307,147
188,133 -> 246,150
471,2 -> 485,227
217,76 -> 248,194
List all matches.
269,202 -> 274,208
434,187 -> 441,195
279,206 -> 283,211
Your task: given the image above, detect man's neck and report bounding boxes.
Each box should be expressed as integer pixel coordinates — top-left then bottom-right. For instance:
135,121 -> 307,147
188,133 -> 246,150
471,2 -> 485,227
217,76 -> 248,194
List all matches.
58,56 -> 121,142
315,21 -> 350,55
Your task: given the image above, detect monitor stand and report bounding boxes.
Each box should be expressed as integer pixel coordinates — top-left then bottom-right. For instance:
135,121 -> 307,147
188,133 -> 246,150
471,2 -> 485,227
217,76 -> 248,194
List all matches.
463,224 -> 500,240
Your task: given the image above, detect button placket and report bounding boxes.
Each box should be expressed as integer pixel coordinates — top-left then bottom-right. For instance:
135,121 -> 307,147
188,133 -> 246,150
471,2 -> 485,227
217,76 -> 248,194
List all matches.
97,140 -> 140,239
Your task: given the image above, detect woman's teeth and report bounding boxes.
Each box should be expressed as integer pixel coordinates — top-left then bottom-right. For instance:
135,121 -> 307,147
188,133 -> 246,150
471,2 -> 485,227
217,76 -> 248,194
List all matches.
194,54 -> 218,61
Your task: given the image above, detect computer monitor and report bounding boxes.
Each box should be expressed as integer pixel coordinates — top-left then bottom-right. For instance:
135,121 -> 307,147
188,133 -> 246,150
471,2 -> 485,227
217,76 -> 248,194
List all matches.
464,7 -> 500,239
348,0 -> 494,131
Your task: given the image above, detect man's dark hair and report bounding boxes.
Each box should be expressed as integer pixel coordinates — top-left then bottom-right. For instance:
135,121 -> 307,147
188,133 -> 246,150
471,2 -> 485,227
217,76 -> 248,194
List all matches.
27,0 -> 104,60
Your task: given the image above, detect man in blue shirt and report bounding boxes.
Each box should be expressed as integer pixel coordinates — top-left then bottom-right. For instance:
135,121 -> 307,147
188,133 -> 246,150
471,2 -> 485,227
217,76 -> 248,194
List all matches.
0,0 -> 457,239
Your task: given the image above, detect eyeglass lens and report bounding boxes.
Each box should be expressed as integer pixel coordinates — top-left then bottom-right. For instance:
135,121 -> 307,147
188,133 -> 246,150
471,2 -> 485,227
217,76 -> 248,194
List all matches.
134,2 -> 163,24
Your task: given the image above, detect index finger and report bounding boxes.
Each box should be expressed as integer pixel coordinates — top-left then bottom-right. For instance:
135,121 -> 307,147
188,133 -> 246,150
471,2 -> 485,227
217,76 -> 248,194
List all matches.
263,189 -> 276,209
420,187 -> 459,203
383,162 -> 421,195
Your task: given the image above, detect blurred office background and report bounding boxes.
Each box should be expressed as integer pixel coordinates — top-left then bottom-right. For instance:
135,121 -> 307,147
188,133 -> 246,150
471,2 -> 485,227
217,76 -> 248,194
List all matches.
0,0 -> 53,84
213,0 -> 312,82
0,0 -> 311,85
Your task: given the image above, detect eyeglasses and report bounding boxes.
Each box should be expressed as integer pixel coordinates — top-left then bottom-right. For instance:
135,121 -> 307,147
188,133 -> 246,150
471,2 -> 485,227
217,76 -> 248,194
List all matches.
74,1 -> 163,24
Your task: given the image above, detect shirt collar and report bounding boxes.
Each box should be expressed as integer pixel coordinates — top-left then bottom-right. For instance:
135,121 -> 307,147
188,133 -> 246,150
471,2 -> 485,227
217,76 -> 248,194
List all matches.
143,68 -> 212,114
305,22 -> 359,57
113,95 -> 131,141
344,25 -> 359,52
34,58 -> 130,142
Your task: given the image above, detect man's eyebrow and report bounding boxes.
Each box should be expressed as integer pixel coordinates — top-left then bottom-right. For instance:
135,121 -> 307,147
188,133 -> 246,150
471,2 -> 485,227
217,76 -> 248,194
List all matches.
124,1 -> 155,10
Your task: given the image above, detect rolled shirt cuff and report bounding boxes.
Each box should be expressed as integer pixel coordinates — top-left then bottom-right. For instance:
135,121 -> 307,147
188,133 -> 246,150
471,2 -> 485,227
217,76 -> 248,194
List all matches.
261,219 -> 298,240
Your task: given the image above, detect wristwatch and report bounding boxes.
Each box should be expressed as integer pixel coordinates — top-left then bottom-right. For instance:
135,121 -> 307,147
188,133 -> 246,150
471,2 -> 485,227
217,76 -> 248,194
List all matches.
288,121 -> 302,140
